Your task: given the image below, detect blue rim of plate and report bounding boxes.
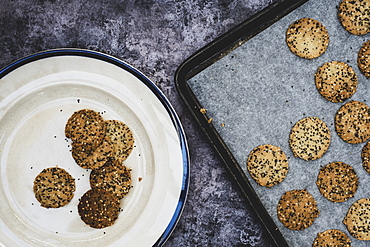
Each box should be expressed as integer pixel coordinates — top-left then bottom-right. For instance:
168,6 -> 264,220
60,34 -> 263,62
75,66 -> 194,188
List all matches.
0,48 -> 190,247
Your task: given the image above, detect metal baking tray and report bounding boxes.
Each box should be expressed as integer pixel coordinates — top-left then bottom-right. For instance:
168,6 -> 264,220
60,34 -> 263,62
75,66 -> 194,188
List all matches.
175,0 -> 370,246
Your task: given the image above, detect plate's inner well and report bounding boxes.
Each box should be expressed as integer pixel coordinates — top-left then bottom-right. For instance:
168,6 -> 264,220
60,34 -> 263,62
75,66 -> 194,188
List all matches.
0,55 -> 184,246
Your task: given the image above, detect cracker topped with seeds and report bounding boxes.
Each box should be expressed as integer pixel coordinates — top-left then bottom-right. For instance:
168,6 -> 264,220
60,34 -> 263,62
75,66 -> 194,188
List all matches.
316,162 -> 358,202
104,120 -> 135,163
315,61 -> 358,102
338,0 -> 370,36
78,188 -> 121,229
247,144 -> 289,188
90,159 -> 132,199
286,18 -> 329,59
343,198 -> 370,240
65,109 -> 106,151
334,100 -> 370,144
33,167 -> 76,208
358,39 -> 370,79
361,140 -> 370,173
71,137 -> 114,170
312,229 -> 351,247
277,189 -> 320,230
289,117 -> 331,161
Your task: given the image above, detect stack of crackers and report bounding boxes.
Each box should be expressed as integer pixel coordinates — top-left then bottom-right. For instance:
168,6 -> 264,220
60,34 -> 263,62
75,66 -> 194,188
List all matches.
33,109 -> 135,229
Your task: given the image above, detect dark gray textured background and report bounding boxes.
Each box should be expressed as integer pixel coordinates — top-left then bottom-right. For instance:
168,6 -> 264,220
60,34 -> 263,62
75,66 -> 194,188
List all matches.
1,0 -> 276,246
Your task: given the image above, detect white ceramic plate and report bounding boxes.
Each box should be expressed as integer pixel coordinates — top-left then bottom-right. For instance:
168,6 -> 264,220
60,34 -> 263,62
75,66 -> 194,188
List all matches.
0,49 -> 189,247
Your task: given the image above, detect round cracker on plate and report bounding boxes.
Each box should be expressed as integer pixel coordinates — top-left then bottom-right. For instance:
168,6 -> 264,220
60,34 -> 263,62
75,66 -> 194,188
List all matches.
90,159 -> 132,199
104,120 -> 135,163
78,188 -> 121,229
65,109 -> 106,151
71,137 -> 114,170
33,167 -> 76,208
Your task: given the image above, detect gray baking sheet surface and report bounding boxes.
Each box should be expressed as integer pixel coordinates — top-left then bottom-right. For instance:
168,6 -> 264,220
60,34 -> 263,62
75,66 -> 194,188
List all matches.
188,0 -> 370,246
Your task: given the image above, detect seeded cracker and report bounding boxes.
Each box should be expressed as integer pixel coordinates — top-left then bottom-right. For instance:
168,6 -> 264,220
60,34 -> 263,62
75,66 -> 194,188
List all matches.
72,137 -> 114,170
246,144 -> 288,188
315,61 -> 358,103
338,0 -> 370,36
104,120 -> 135,163
90,159 -> 132,199
33,167 -> 76,208
277,189 -> 319,231
289,117 -> 331,161
358,39 -> 370,79
65,109 -> 106,151
316,162 -> 358,203
312,229 -> 351,247
286,18 -> 329,59
343,198 -> 370,240
361,140 -> 370,173
334,100 -> 370,144
78,188 -> 120,229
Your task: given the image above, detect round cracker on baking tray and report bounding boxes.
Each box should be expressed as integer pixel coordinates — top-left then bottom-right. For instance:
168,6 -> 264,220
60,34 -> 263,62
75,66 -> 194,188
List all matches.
277,189 -> 320,230
361,140 -> 370,173
104,120 -> 135,163
358,39 -> 370,79
334,100 -> 370,144
316,161 -> 358,202
315,61 -> 358,103
33,167 -> 76,208
90,159 -> 132,200
65,109 -> 106,150
78,188 -> 121,229
246,144 -> 289,188
286,18 -> 329,59
72,137 -> 114,170
338,0 -> 370,36
289,117 -> 331,161
313,229 -> 351,247
343,198 -> 370,240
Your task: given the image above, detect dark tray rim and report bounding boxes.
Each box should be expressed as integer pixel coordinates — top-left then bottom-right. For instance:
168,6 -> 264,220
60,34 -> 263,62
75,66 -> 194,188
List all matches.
174,0 -> 308,246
